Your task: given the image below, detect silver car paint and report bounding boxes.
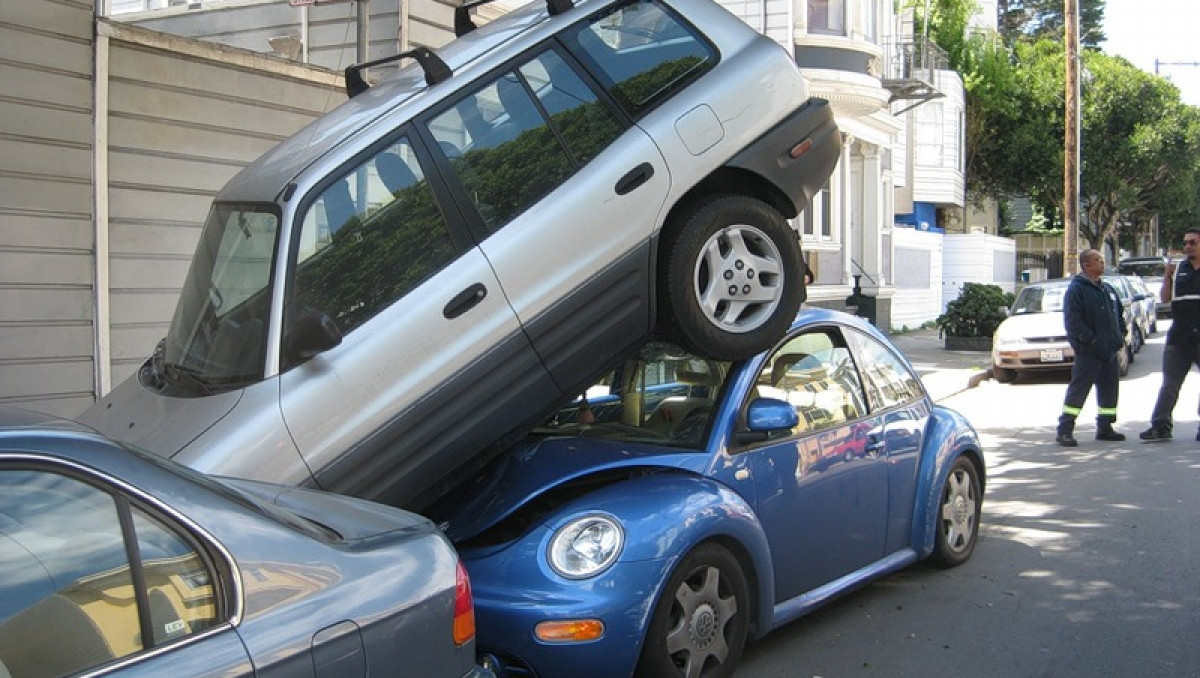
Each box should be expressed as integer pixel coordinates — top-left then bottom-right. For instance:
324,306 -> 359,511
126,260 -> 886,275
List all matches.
81,0 -> 830,510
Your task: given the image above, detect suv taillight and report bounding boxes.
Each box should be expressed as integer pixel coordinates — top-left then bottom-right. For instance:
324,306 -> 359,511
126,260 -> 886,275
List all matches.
453,561 -> 476,646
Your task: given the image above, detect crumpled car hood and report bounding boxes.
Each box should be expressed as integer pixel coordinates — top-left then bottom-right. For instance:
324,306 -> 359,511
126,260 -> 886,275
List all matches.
436,435 -> 705,542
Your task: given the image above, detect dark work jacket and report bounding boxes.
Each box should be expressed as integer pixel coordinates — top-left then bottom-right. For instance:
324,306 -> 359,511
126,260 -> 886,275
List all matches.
1063,273 -> 1126,358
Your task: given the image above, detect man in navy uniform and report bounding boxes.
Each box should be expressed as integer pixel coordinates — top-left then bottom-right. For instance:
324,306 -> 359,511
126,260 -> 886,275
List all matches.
1141,227 -> 1200,441
1057,249 -> 1127,446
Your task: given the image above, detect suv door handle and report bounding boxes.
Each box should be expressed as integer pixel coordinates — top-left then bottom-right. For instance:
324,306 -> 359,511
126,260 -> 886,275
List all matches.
444,283 -> 487,319
615,163 -> 654,195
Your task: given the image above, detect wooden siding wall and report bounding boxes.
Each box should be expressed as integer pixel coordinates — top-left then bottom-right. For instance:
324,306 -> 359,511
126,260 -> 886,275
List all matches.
0,0 -> 97,417
128,0 -> 460,73
0,0 -> 345,417
100,21 -> 342,393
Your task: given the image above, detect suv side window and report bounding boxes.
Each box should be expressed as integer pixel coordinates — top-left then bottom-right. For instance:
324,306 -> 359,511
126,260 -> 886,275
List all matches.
293,139 -> 460,336
0,469 -> 221,676
561,0 -> 716,117
429,52 -> 622,232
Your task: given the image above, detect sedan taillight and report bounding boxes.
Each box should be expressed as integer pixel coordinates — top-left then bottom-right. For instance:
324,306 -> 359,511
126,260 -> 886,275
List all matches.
453,561 -> 476,646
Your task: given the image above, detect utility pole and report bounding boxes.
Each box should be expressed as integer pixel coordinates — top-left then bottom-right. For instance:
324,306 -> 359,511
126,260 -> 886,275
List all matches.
1063,0 -> 1080,275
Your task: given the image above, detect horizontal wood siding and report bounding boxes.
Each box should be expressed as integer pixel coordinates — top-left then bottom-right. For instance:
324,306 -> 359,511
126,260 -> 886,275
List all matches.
103,22 -> 343,389
0,0 -> 96,416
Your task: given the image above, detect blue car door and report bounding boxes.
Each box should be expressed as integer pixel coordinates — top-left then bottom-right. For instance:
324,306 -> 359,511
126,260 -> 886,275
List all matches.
736,326 -> 889,601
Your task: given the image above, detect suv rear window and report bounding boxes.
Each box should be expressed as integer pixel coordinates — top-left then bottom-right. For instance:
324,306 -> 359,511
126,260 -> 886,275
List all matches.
562,0 -> 716,116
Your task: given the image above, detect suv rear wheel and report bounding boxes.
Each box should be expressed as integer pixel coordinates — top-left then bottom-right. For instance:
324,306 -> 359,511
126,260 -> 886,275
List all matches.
660,196 -> 802,360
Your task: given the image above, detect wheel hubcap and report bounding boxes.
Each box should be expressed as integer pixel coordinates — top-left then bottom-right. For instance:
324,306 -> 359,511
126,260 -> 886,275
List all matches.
693,225 -> 784,333
941,469 -> 977,552
665,566 -> 738,678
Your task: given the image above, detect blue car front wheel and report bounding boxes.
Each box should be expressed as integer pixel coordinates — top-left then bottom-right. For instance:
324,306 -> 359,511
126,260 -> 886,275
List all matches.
635,543 -> 750,678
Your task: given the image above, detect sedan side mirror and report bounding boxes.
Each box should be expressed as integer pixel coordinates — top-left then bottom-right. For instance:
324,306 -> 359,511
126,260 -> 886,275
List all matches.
286,308 -> 342,362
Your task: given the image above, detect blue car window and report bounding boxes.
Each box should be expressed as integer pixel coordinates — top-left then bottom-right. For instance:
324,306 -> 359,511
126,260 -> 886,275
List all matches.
754,329 -> 868,435
845,328 -> 925,411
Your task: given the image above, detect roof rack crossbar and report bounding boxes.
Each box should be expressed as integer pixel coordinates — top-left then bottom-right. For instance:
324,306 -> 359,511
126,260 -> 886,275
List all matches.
455,0 -> 573,37
344,47 -> 452,98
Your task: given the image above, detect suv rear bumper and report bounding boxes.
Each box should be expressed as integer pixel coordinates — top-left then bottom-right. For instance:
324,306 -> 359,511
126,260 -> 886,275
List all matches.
727,97 -> 841,217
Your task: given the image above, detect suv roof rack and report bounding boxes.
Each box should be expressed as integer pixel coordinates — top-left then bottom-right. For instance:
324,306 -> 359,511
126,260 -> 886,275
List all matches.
345,47 -> 452,98
455,0 -> 573,37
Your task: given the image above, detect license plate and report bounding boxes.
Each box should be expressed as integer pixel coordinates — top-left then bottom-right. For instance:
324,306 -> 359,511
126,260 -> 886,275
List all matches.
1040,348 -> 1063,362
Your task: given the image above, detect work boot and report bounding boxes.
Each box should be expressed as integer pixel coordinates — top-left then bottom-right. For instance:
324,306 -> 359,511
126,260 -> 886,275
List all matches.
1139,425 -> 1172,442
1056,432 -> 1078,447
1096,427 -> 1126,442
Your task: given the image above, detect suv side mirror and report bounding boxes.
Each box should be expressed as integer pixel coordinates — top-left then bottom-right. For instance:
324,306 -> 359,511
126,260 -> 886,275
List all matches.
287,308 -> 342,362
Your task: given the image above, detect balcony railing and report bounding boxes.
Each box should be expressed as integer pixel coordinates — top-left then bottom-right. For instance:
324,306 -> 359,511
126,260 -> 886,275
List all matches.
881,36 -> 948,113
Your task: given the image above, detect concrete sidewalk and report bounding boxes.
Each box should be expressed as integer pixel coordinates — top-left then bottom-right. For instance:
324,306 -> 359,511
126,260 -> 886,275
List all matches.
888,327 -> 992,402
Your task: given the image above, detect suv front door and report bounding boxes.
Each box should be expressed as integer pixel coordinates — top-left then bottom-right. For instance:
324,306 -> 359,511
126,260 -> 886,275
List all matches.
279,135 -> 558,509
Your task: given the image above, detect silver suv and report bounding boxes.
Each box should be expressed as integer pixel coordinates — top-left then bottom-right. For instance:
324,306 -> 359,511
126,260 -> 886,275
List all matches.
80,0 -> 841,509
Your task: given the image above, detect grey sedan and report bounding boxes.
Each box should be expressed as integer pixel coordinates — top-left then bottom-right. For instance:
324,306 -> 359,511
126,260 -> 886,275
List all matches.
0,405 -> 491,678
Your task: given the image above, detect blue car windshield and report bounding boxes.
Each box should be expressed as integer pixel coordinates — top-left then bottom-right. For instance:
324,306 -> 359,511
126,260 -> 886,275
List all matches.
539,344 -> 730,449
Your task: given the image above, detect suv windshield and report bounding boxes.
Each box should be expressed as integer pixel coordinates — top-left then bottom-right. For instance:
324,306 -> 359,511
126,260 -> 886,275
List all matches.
155,203 -> 280,395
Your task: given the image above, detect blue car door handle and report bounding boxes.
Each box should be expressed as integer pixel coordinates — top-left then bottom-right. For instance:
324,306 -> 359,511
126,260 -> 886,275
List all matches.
444,283 -> 487,319
864,434 -> 885,456
615,163 -> 654,195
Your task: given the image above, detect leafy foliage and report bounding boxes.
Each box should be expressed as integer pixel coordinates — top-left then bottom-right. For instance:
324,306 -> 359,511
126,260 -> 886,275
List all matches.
998,0 -> 1106,48
936,283 -> 1015,338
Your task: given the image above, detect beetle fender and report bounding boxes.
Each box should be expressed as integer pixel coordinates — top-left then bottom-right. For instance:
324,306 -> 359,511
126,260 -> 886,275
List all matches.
555,471 -> 777,638
910,406 -> 985,558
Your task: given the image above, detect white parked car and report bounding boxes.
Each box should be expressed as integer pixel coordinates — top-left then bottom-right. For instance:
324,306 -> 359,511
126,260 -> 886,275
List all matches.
992,279 -> 1130,384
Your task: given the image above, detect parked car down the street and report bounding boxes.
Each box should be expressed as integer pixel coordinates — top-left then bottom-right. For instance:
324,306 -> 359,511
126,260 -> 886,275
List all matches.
1118,256 -> 1169,318
425,308 -> 986,678
0,405 -> 491,678
1103,273 -> 1151,353
79,0 -> 842,514
992,278 -> 1131,384
1121,273 -> 1158,336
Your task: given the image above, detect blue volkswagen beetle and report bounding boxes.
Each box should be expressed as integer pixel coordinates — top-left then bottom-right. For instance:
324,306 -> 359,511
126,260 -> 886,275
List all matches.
428,308 -> 984,678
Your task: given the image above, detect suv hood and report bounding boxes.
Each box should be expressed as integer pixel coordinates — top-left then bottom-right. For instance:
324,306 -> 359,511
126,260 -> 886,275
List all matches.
436,435 -> 705,542
77,370 -> 241,460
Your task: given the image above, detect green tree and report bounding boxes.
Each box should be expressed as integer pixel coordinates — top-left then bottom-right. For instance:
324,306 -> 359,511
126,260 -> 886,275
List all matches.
998,0 -> 1106,47
1078,52 -> 1200,252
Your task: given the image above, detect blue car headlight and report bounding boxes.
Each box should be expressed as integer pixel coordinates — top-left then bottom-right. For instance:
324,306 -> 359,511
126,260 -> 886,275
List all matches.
547,514 -> 624,579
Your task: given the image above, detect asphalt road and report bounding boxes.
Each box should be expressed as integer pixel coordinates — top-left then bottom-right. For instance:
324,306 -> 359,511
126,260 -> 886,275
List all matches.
736,324 -> 1200,677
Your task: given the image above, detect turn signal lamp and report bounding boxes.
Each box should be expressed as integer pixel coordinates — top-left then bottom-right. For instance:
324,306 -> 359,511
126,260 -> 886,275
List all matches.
534,619 -> 605,643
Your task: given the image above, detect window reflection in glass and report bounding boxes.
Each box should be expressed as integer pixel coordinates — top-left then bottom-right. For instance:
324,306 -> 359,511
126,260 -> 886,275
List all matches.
563,0 -> 714,116
294,139 -> 459,338
0,471 -> 142,675
0,470 -> 222,677
431,70 -> 575,231
755,330 -> 866,434
520,50 -> 623,165
808,0 -> 845,34
846,329 -> 925,411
